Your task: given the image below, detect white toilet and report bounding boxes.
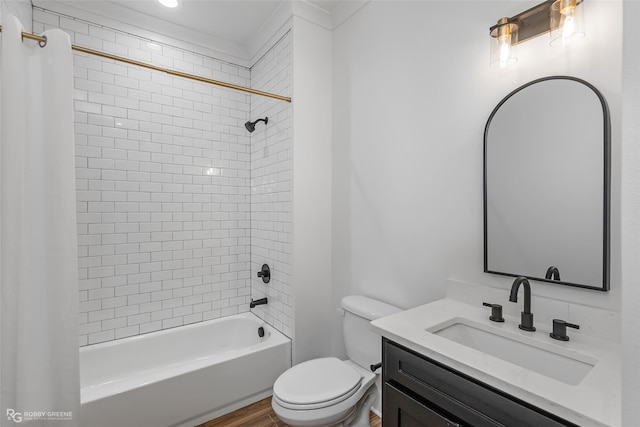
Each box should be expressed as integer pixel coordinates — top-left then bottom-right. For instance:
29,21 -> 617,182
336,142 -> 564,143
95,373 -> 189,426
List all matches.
271,295 -> 400,427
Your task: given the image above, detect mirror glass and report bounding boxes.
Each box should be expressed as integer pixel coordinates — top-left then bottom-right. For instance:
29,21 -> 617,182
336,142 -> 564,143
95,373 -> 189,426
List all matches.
484,76 -> 610,291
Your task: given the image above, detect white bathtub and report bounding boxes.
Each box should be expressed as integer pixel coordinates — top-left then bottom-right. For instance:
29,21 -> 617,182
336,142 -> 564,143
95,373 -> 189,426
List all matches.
80,312 -> 291,427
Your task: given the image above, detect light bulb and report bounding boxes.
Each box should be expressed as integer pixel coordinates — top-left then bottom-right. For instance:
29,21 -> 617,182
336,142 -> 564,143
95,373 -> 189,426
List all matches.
490,18 -> 518,68
550,0 -> 584,47
158,0 -> 179,8
499,38 -> 511,69
561,14 -> 575,44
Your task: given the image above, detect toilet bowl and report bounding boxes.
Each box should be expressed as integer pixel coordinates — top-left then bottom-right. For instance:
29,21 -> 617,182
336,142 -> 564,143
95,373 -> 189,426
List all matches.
272,358 -> 377,427
271,296 -> 400,427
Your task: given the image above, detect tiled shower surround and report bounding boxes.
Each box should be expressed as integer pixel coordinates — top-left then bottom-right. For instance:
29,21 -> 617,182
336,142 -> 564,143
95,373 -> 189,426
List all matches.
249,33 -> 294,338
34,9 -> 293,346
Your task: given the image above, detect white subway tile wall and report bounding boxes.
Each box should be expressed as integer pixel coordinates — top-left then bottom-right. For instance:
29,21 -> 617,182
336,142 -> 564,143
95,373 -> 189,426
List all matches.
34,9 -> 255,346
249,32 -> 294,338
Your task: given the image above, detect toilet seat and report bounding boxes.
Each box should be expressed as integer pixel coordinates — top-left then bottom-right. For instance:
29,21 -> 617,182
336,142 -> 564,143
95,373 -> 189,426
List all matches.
273,357 -> 363,410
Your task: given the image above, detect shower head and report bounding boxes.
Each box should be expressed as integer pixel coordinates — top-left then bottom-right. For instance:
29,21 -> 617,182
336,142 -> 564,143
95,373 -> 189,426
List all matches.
244,117 -> 268,133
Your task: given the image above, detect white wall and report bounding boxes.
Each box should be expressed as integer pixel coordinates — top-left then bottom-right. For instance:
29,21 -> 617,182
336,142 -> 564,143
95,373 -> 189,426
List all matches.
291,15 -> 333,364
621,0 -> 640,422
332,1 -> 622,356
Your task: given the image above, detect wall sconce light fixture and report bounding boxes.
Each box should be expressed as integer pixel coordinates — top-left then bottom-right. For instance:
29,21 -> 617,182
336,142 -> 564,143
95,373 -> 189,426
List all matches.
490,0 -> 585,68
490,17 -> 519,68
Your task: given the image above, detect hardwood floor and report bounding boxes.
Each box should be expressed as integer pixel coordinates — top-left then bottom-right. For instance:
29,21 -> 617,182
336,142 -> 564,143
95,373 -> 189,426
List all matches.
196,396 -> 382,427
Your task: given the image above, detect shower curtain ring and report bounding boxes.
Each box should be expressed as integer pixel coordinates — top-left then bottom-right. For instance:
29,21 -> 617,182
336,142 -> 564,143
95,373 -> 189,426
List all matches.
38,36 -> 47,48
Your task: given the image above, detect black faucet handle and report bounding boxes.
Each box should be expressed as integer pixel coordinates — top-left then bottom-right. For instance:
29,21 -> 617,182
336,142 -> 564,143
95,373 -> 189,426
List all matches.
550,319 -> 579,341
482,302 -> 505,322
257,264 -> 270,283
565,321 -> 579,330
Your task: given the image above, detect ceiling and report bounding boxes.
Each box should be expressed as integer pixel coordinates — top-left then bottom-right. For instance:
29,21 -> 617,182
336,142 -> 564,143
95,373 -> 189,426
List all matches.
108,1 -> 284,46
33,0 -> 343,60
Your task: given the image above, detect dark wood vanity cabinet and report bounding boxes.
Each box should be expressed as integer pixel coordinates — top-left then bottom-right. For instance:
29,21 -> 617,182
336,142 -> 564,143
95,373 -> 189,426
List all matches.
382,338 -> 578,427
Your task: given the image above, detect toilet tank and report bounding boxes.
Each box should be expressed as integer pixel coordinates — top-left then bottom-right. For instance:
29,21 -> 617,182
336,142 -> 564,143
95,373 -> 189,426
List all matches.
341,295 -> 401,369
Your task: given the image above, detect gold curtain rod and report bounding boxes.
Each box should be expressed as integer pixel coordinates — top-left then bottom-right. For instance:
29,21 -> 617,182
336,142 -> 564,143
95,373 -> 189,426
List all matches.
0,25 -> 292,103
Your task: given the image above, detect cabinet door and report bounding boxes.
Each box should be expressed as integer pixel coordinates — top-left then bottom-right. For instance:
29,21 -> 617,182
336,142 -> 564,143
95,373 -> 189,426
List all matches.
383,383 -> 464,427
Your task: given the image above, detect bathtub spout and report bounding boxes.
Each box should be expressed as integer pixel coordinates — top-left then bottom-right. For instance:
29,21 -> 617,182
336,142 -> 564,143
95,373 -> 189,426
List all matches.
250,298 -> 268,308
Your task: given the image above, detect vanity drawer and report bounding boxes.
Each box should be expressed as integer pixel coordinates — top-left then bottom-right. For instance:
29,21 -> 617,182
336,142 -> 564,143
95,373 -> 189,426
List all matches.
383,339 -> 577,427
383,383 -> 465,427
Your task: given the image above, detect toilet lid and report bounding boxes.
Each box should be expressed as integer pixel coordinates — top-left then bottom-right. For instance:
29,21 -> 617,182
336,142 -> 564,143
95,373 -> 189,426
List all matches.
273,357 -> 363,407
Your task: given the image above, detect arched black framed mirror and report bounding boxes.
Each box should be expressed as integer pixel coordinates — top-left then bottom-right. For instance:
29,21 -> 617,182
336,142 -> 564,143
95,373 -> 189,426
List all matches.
484,76 -> 610,291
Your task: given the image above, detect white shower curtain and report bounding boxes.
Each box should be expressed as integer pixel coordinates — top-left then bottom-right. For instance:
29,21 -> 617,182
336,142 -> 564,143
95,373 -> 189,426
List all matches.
0,15 -> 79,427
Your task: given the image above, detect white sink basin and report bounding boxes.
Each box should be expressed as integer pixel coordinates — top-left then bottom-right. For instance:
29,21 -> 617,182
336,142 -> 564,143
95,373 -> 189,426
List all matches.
428,319 -> 597,385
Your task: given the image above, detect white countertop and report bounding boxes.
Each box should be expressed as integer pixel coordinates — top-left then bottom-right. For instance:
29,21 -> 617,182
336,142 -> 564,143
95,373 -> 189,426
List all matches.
371,298 -> 620,427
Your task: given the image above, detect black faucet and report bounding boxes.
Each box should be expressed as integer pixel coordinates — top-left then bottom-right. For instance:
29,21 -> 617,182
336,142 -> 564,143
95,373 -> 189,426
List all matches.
545,266 -> 561,281
509,276 -> 536,332
250,297 -> 268,308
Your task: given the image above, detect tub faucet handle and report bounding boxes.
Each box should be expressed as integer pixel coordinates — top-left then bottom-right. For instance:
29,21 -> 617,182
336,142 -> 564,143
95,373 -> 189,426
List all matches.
257,264 -> 271,283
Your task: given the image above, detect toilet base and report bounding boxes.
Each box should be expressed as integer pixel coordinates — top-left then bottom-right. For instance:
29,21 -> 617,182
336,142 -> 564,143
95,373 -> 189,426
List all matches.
340,383 -> 377,427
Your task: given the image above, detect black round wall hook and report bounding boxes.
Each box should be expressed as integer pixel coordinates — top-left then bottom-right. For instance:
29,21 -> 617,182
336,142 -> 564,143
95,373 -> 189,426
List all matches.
257,264 -> 270,283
